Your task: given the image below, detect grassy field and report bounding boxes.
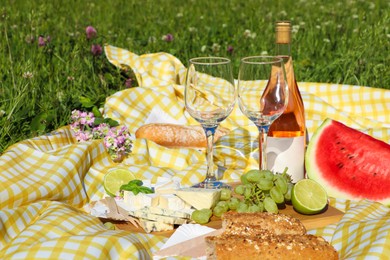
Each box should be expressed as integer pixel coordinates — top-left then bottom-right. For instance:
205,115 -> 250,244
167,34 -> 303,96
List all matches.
1,0 -> 389,153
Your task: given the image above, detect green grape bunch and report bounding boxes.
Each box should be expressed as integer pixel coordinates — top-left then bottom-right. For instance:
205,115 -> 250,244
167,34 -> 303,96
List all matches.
234,168 -> 293,214
191,168 -> 294,224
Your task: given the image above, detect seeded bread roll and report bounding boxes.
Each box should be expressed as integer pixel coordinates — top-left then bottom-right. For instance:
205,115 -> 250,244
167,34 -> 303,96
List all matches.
135,123 -> 230,148
205,233 -> 339,260
221,211 -> 306,236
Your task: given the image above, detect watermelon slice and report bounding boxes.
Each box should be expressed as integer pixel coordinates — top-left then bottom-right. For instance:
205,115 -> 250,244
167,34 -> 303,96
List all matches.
306,118 -> 390,205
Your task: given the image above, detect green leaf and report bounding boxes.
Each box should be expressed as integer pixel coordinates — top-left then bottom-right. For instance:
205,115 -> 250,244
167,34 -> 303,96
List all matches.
79,96 -> 95,108
92,106 -> 102,118
104,118 -> 119,127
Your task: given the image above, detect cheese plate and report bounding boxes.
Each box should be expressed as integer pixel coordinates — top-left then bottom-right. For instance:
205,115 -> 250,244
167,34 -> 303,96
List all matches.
101,202 -> 344,237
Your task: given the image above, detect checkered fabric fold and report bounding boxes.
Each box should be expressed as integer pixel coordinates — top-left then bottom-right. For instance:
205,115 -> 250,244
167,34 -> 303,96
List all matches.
0,45 -> 389,259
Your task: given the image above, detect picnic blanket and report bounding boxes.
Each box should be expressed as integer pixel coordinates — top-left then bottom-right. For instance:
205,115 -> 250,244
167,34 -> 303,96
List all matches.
1,45 -> 390,259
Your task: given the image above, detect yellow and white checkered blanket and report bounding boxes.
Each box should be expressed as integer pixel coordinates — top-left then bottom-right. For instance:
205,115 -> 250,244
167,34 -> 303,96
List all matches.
1,45 -> 389,259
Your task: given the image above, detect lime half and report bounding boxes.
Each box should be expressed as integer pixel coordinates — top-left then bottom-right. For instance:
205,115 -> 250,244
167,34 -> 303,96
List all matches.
291,179 -> 328,215
103,168 -> 135,197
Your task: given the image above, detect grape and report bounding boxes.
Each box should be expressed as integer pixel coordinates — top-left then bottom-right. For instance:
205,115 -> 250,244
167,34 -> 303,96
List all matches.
228,197 -> 240,210
284,183 -> 294,201
220,188 -> 232,201
264,197 -> 278,213
240,173 -> 250,184
245,169 -> 262,183
275,175 -> 288,194
237,202 -> 249,213
248,204 -> 262,212
257,179 -> 273,191
263,170 -> 274,180
234,185 -> 245,195
216,200 -> 229,212
270,186 -> 284,204
191,209 -> 212,224
213,205 -> 227,218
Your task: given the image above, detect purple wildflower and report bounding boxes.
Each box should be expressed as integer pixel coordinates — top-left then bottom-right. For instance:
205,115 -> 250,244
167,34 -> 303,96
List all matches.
162,33 -> 174,42
38,36 -> 46,47
86,26 -> 97,40
125,78 -> 133,88
227,45 -> 234,54
38,35 -> 51,47
91,44 -> 103,56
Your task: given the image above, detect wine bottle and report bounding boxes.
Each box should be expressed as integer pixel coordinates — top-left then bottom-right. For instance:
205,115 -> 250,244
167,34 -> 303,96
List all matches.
266,21 -> 306,183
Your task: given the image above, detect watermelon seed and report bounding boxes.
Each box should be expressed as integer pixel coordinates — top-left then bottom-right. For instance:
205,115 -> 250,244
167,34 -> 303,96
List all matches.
340,147 -> 345,151
337,162 -> 344,169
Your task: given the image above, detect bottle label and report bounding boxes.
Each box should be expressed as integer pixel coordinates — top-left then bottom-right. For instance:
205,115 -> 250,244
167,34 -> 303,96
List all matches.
266,136 -> 305,183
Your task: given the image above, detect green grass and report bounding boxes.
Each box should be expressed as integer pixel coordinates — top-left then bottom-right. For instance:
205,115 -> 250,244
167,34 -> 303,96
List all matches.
1,0 -> 389,153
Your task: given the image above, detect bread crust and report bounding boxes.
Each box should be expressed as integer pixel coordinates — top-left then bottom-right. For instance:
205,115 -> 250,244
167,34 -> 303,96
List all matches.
205,212 -> 338,260
205,233 -> 339,260
135,123 -> 229,148
222,211 -> 306,236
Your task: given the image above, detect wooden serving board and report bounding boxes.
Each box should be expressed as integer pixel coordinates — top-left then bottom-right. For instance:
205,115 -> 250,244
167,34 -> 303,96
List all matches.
104,203 -> 344,237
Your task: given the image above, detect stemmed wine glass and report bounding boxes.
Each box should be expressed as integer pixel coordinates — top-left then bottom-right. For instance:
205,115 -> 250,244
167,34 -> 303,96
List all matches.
185,57 -> 236,188
237,56 -> 288,170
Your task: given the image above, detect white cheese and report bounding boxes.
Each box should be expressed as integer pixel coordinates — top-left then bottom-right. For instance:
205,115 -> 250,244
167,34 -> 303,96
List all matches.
154,177 -> 180,194
158,194 -> 192,211
123,191 -> 159,211
175,188 -> 221,210
138,218 -> 174,233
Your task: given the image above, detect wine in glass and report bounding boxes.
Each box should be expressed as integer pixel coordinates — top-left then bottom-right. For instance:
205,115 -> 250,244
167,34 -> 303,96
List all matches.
238,56 -> 288,170
185,57 -> 236,188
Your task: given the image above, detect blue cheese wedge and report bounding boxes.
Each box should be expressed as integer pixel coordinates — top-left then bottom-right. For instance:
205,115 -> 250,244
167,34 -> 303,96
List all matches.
138,218 -> 174,233
175,188 -> 221,210
147,206 -> 191,219
128,208 -> 188,225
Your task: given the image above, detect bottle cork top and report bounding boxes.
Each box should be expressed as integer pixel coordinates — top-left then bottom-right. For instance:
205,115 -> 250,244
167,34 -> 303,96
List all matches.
276,21 -> 291,44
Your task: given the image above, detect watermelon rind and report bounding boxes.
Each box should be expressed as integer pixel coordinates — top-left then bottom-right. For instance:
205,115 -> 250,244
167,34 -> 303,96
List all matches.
305,118 -> 390,206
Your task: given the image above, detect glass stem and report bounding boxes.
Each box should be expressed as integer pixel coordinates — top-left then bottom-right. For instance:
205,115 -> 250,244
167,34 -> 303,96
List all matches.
258,125 -> 270,170
204,126 -> 217,182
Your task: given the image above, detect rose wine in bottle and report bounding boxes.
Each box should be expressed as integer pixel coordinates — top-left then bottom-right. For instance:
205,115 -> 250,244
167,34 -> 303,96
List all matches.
266,21 -> 306,183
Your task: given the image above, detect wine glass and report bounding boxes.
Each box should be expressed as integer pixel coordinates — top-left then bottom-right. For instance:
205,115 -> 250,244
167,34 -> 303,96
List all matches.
237,56 -> 288,170
185,57 -> 236,189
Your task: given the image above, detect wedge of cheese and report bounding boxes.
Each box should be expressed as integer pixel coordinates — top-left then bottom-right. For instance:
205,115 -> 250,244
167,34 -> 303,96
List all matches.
138,218 -> 174,233
128,208 -> 188,225
123,191 -> 159,210
175,188 -> 221,210
147,206 -> 191,219
158,194 -> 192,211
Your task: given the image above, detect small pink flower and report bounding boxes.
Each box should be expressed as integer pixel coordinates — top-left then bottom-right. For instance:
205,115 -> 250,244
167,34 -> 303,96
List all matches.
38,36 -> 46,47
91,44 -> 102,56
125,78 -> 133,88
86,26 -> 97,40
38,35 -> 51,47
227,45 -> 234,54
162,33 -> 174,42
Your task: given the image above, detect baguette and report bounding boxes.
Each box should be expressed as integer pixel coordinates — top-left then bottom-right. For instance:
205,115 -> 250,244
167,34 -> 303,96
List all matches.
135,123 -> 230,148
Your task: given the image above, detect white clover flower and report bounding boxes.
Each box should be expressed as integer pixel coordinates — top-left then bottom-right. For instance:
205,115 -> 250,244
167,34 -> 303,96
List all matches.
244,29 -> 252,38
201,45 -> 207,52
188,27 -> 197,33
0,110 -> 5,117
176,12 -> 183,18
261,51 -> 268,55
148,36 -> 156,43
316,25 -> 321,29
292,25 -> 300,33
222,23 -> 227,28
323,38 -> 330,43
23,71 -> 33,79
279,10 -> 287,16
352,14 -> 359,19
212,43 -> 221,53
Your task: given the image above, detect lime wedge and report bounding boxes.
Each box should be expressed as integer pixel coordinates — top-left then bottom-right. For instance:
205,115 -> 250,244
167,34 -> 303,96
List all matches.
291,179 -> 328,215
103,168 -> 135,197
